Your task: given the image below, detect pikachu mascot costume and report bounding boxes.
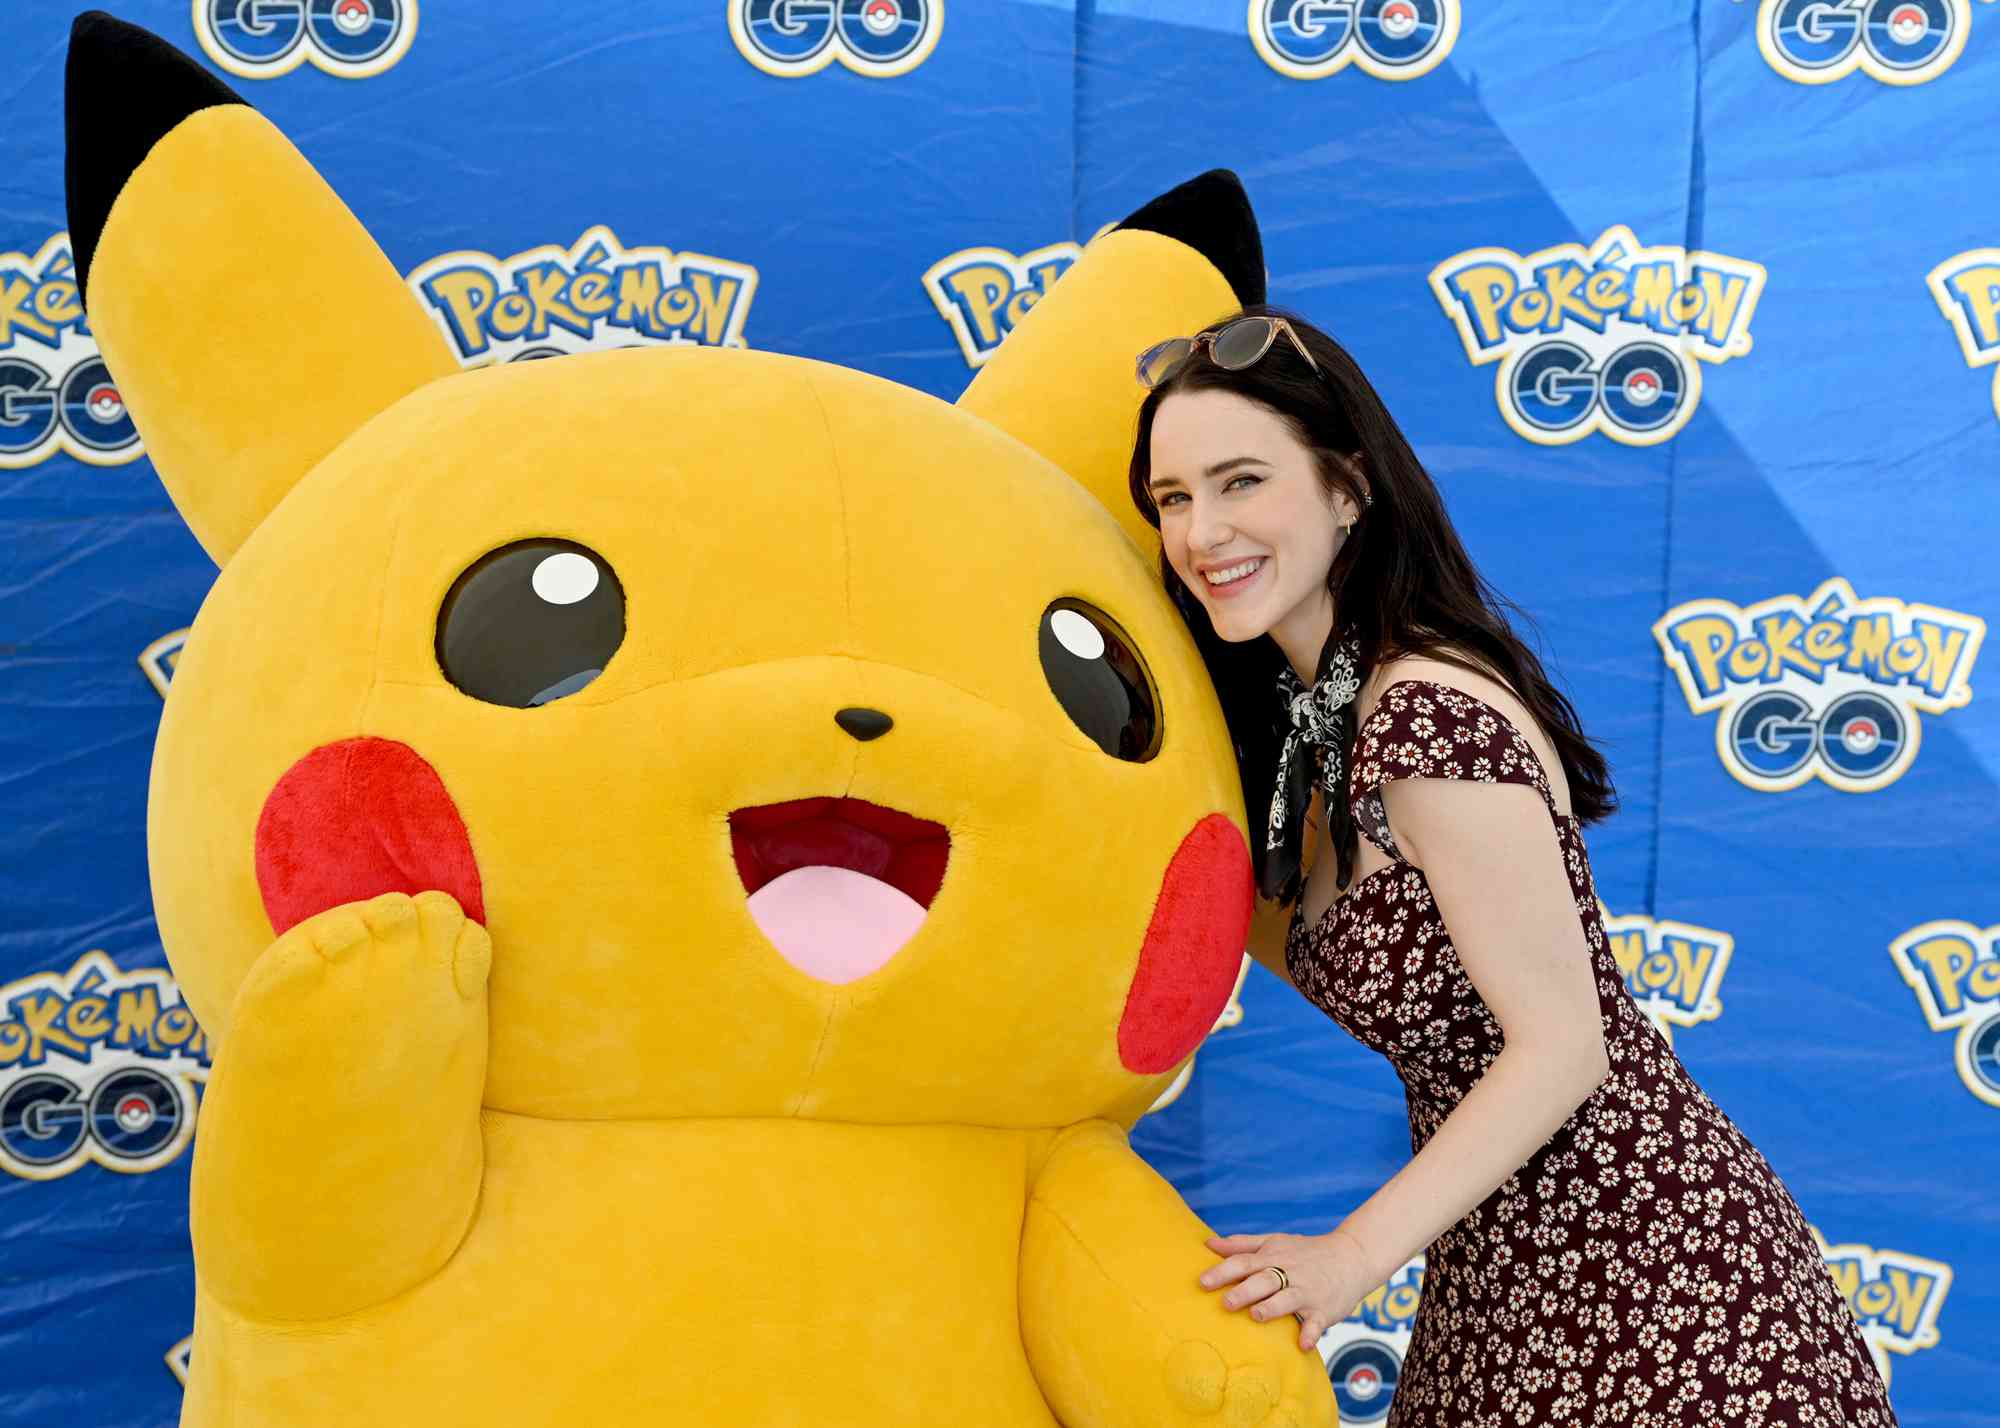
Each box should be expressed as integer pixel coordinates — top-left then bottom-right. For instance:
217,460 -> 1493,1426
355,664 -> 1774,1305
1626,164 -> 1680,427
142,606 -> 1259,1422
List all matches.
66,13 -> 1335,1427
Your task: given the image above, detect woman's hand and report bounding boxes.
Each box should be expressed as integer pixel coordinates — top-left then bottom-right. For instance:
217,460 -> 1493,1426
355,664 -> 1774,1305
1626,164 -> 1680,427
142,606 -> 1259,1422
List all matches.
1198,1226 -> 1378,1351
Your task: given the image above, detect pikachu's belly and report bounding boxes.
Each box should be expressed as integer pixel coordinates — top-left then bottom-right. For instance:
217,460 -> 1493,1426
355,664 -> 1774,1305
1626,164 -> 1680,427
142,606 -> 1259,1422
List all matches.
182,1115 -> 1063,1427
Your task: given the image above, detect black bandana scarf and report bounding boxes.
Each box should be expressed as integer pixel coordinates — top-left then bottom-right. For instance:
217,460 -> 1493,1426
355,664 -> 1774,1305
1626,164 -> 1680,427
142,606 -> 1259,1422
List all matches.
1262,632 -> 1362,901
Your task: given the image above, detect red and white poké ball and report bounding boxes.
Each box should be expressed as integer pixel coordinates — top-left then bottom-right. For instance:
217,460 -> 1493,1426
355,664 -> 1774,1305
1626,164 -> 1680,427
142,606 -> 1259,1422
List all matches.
1886,5 -> 1929,47
85,382 -> 126,424
1622,367 -> 1664,408
861,0 -> 902,36
1838,713 -> 1883,756
115,1091 -> 158,1134
1379,1 -> 1421,40
332,0 -> 374,37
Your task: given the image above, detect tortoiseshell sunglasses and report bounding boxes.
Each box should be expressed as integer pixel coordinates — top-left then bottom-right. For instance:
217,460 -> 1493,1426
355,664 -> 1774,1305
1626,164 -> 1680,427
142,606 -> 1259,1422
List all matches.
1134,315 -> 1322,389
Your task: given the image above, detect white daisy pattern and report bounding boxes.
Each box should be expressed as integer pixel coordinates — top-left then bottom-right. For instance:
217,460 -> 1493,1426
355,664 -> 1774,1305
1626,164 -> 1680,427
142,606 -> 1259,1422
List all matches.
1285,681 -> 1898,1427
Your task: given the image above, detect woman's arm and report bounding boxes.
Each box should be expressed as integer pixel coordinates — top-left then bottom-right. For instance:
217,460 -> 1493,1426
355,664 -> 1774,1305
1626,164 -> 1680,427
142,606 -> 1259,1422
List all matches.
1199,769 -> 1610,1345
1241,789 -> 1326,992
1242,892 -> 1297,991
1326,770 -> 1610,1261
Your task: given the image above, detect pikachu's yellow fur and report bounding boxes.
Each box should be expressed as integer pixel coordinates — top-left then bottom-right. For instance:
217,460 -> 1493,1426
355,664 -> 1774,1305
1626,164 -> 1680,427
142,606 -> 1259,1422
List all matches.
74,16 -> 1336,1426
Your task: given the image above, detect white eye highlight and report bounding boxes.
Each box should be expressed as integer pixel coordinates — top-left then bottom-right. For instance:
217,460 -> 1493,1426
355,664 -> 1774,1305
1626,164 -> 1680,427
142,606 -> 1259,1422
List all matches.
532,552 -> 600,606
1050,607 -> 1106,661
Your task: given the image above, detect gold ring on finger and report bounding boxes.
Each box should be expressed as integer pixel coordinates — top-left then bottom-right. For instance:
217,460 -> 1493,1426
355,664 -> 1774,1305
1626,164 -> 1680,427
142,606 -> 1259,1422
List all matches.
1263,1265 -> 1288,1293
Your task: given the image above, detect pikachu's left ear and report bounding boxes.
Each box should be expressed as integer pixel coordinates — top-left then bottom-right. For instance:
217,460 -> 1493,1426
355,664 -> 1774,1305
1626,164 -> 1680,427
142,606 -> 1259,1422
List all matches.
956,170 -> 1264,556
66,12 -> 457,567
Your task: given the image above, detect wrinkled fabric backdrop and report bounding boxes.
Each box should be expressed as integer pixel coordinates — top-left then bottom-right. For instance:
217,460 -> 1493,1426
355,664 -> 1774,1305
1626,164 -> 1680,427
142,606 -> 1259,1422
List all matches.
2,2 -> 1995,1423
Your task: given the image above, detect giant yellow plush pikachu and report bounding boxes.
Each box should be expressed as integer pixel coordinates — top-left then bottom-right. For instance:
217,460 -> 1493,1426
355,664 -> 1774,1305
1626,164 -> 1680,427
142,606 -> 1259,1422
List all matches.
67,13 -> 1334,1426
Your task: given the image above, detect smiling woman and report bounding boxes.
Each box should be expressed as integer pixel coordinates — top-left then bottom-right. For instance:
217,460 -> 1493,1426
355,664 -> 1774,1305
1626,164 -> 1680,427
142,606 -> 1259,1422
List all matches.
1127,304 -> 1902,1426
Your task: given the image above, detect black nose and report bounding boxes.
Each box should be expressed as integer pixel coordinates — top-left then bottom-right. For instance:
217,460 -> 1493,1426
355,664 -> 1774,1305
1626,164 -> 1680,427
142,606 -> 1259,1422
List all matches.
835,707 -> 893,742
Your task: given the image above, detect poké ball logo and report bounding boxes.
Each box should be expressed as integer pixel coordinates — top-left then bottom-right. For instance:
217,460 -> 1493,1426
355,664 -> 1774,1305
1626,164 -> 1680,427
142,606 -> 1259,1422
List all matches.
1890,920 -> 2000,1108
729,0 -> 942,78
193,0 -> 418,80
923,238 -> 1094,369
1430,226 -> 1766,447
1812,1228 -> 1953,1389
1654,577 -> 1983,793
408,227 -> 759,368
1311,1254 -> 1423,1423
1143,955 -> 1251,1116
1927,249 -> 2000,423
0,234 -> 140,470
0,952 -> 210,1180
1250,0 -> 1460,80
1757,0 -> 1993,86
1599,907 -> 1733,1047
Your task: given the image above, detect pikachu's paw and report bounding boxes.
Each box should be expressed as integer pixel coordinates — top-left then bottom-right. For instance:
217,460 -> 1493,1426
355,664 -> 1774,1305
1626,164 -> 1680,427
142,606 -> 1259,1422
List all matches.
1162,1336 -> 1333,1428
233,890 -> 489,1046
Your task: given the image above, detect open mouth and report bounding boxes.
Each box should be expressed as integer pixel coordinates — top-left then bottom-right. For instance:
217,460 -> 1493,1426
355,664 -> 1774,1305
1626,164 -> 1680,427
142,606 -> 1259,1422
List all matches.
728,797 -> 950,984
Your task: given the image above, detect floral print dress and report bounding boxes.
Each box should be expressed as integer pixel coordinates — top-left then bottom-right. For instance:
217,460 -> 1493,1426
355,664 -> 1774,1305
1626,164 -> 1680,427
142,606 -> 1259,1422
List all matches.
1284,680 -> 1898,1428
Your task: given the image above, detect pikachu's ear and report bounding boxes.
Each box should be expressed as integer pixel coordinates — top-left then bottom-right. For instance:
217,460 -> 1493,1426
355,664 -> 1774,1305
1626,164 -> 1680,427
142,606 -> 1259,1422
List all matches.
955,170 -> 1264,556
65,12 -> 457,567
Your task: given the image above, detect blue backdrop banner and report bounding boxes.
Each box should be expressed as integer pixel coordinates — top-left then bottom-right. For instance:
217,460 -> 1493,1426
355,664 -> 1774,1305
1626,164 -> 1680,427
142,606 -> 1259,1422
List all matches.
2,2 -> 1994,1423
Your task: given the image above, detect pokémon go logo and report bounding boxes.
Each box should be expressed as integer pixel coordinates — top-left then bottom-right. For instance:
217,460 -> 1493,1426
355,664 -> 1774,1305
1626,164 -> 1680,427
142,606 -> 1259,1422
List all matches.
408,227 -> 760,367
1890,920 -> 2000,1108
1757,0 -> 1992,85
193,0 -> 418,80
1312,1255 -> 1423,1423
1250,1 -> 1460,80
1813,1228 -> 1953,1388
1928,249 -> 2000,423
0,234 -> 139,470
1430,226 -> 1765,446
730,0 -> 943,78
0,952 -> 210,1180
1654,577 -> 1982,793
924,241 -> 1083,368
1600,908 -> 1733,1048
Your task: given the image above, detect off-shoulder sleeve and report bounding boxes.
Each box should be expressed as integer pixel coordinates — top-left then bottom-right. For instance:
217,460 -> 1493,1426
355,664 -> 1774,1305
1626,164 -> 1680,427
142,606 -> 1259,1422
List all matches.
1347,679 -> 1560,862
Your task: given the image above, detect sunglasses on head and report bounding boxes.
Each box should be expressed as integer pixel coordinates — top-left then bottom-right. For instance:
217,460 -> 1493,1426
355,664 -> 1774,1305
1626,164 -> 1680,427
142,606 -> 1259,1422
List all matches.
1134,315 -> 1322,389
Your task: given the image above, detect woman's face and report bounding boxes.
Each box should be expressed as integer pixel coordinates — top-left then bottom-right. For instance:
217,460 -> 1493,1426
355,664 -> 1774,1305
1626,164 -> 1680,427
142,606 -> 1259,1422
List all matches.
1146,387 -> 1357,652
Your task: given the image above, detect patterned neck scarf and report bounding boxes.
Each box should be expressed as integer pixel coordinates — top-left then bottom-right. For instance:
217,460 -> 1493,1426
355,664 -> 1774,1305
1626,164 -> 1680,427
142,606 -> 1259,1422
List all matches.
1263,632 -> 1362,897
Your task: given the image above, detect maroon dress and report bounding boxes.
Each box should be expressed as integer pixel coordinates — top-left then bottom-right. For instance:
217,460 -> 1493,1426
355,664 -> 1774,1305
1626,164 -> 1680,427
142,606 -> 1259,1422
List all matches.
1284,679 -> 1897,1428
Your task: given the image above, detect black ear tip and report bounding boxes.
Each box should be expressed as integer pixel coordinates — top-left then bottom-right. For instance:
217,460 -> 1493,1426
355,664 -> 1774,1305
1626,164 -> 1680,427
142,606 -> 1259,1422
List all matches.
72,10 -> 127,41
65,11 -> 246,308
1114,168 -> 1266,307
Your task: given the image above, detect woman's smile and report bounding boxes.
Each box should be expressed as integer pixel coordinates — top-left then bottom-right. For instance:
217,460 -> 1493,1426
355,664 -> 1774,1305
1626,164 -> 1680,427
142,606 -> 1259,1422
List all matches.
1201,555 -> 1268,598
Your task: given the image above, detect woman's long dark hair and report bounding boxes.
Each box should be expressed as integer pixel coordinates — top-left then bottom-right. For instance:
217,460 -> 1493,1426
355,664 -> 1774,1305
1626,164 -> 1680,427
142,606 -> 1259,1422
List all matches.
1127,304 -> 1617,905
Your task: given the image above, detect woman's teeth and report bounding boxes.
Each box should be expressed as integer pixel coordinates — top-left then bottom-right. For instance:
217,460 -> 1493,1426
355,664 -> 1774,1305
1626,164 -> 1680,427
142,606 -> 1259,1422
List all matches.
1204,558 -> 1264,587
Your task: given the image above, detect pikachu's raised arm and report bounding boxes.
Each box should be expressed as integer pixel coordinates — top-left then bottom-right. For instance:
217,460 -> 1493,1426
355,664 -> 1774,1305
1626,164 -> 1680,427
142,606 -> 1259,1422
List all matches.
956,169 -> 1265,558
65,11 -> 456,567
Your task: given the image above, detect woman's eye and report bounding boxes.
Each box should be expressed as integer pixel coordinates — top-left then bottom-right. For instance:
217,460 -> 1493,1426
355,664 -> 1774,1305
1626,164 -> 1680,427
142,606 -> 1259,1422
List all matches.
1038,599 -> 1161,762
436,539 -> 625,707
1225,474 -> 1261,492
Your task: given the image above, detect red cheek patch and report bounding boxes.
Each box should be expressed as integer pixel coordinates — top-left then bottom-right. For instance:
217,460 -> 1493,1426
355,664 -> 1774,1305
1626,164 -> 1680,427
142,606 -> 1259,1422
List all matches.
254,738 -> 484,936
1117,813 -> 1254,1075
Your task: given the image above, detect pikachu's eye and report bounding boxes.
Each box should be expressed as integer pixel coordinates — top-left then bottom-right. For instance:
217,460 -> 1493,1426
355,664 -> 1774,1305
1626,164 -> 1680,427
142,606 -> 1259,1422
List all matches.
1039,600 -> 1161,761
436,539 -> 625,707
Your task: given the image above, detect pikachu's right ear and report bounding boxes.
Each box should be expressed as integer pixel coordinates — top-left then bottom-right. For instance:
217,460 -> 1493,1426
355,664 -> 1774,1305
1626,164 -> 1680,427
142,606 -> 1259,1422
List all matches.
66,12 -> 457,567
955,170 -> 1265,558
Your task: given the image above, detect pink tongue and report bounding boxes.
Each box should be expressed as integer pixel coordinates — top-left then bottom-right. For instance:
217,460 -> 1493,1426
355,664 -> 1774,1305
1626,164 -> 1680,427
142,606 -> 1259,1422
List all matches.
745,865 -> 928,985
